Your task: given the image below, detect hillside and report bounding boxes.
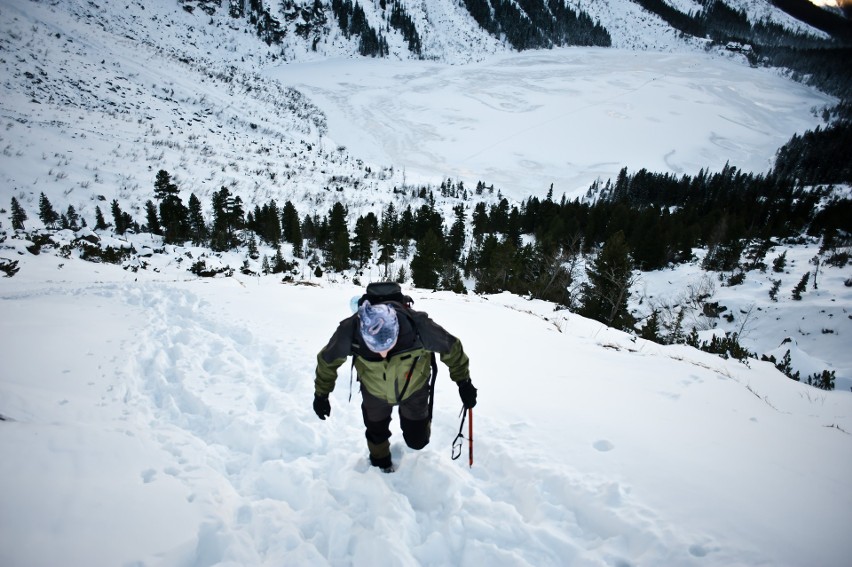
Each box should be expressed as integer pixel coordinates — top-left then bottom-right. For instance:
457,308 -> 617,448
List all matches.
1,2 -> 852,564
1,254 -> 851,567
2,0 -> 849,383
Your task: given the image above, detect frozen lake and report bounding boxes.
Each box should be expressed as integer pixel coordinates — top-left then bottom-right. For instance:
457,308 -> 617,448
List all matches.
272,49 -> 835,199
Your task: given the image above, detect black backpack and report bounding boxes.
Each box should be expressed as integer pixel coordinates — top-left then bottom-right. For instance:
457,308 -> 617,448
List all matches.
357,281 -> 413,308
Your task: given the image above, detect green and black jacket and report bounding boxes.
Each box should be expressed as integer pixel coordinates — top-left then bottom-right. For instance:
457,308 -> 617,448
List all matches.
315,306 -> 470,404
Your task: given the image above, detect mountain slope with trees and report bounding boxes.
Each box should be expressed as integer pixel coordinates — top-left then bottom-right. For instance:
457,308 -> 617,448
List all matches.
1,0 -> 850,389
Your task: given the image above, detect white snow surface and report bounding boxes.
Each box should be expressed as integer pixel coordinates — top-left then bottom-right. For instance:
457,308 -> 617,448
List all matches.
1,254 -> 851,567
1,2 -> 851,564
273,49 -> 833,199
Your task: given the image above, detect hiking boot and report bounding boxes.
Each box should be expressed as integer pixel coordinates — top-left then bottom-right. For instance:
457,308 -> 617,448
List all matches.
369,452 -> 393,472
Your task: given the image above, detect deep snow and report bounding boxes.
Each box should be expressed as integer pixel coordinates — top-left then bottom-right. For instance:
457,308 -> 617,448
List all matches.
1,1 -> 851,564
1,254 -> 851,567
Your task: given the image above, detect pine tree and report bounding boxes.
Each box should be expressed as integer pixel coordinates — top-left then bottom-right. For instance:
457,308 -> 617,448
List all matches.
351,213 -> 377,267
791,272 -> 809,300
247,235 -> 260,260
154,169 -> 179,201
145,200 -> 162,235
210,187 -> 244,251
447,204 -> 466,262
151,173 -> 188,244
640,310 -> 662,343
38,193 -> 59,229
159,195 -> 189,244
410,229 -> 442,290
187,193 -> 208,246
281,200 -> 303,257
580,231 -> 636,330
111,200 -> 127,234
471,202 -> 489,243
94,205 -> 108,230
10,197 -> 27,230
324,202 -> 350,272
65,205 -> 80,230
439,264 -> 466,294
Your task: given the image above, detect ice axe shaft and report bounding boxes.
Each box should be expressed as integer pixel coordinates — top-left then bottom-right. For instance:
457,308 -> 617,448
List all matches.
468,408 -> 473,468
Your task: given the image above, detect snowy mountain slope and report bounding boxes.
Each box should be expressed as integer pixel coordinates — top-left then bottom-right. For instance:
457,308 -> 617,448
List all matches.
1,0 -> 846,386
0,0 -> 410,225
217,0 -> 833,57
689,0 -> 833,37
0,254 -> 850,566
1,3 -> 850,563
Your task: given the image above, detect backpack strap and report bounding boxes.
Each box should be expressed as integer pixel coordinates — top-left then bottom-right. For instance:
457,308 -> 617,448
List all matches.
427,352 -> 438,420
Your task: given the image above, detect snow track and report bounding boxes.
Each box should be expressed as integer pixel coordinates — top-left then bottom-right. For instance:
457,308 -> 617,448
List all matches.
108,284 -> 734,566
2,275 -> 850,566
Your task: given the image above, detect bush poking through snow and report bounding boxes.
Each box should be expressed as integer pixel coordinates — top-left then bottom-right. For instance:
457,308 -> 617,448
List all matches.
0,258 -> 20,277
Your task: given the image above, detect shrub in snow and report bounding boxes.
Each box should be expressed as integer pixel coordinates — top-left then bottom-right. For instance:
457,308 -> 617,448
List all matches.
0,258 -> 20,277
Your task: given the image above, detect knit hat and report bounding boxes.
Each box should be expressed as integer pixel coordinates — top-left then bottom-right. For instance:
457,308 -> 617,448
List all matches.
358,300 -> 399,353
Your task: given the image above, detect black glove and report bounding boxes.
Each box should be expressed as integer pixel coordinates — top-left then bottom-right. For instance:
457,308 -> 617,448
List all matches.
313,394 -> 331,420
458,379 -> 477,409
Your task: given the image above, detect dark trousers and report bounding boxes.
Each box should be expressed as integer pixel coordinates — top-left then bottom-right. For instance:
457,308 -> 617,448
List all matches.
361,386 -> 431,465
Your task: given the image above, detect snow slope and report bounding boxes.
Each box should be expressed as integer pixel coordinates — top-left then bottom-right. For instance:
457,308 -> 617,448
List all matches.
2,3 -> 851,562
1,254 -> 851,567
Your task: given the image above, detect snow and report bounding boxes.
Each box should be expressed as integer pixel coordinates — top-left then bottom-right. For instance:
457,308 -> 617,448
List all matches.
272,49 -> 833,200
1,1 -> 851,564
1,256 -> 851,567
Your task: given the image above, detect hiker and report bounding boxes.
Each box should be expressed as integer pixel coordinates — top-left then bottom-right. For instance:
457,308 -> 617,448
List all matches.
313,282 -> 477,472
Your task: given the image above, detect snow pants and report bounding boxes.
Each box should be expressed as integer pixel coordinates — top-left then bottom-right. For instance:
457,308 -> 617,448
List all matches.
361,385 -> 431,467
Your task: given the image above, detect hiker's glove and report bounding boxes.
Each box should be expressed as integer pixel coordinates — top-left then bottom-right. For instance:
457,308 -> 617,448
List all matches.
458,379 -> 477,409
313,394 -> 331,420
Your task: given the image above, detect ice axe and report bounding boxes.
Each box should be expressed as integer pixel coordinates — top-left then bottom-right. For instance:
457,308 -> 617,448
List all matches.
452,406 -> 473,468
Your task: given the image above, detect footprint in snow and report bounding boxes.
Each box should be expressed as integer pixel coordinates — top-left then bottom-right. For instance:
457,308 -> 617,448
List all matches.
593,439 -> 615,452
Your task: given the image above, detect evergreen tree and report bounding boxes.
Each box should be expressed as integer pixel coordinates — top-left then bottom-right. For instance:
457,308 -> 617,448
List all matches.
439,263 -> 466,294
471,202 -> 489,242
473,235 -> 519,294
10,197 -> 27,230
210,187 -> 244,251
153,172 -> 189,244
281,200 -> 303,257
64,205 -> 79,231
399,205 -> 414,242
324,202 -> 350,271
247,235 -> 260,260
154,169 -> 179,201
410,229 -> 442,290
94,205 -> 108,231
110,200 -> 134,235
160,194 -> 190,244
187,193 -> 209,246
272,247 -> 288,274
38,193 -> 59,229
580,231 -> 636,330
447,204 -> 466,262
351,213 -> 378,267
791,272 -> 810,300
145,200 -> 162,235
640,310 -> 662,343
376,203 -> 399,277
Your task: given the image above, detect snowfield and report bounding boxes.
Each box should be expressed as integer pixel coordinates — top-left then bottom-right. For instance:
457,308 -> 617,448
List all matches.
1,0 -> 851,565
1,255 -> 851,567
273,49 -> 833,200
